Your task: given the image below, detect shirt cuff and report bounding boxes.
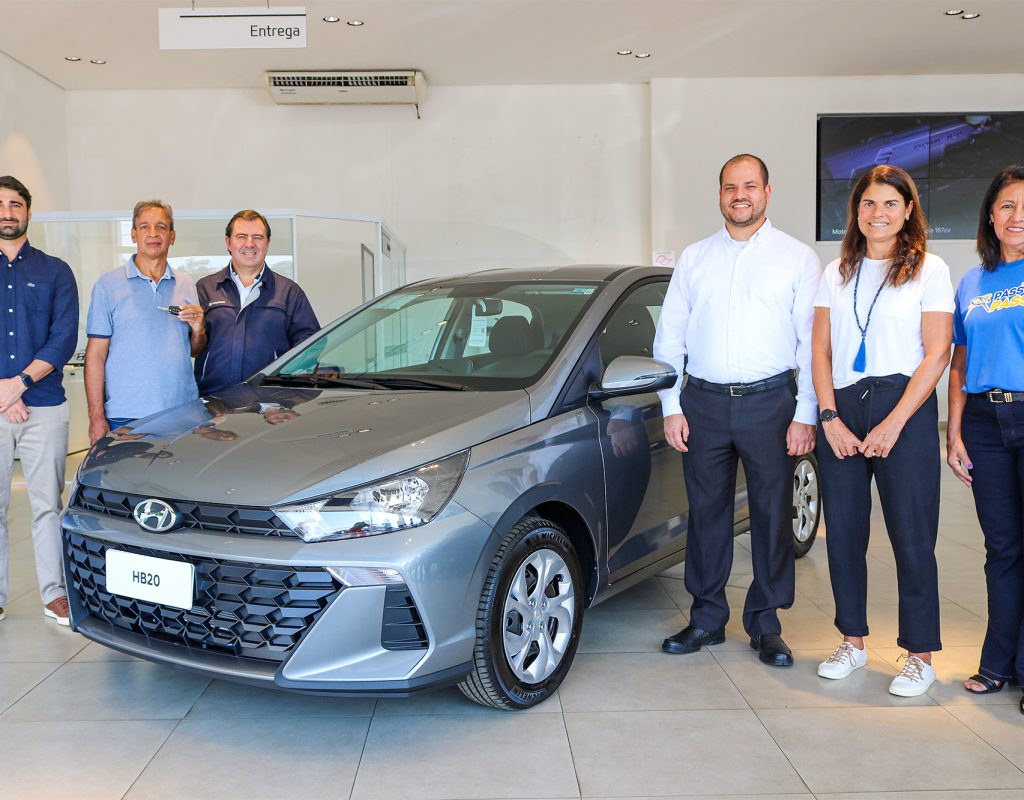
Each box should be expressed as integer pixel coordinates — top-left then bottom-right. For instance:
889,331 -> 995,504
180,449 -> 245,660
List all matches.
659,391 -> 683,417
794,400 -> 818,426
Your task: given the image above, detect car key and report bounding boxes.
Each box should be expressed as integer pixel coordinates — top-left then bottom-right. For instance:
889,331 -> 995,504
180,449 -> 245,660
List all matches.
157,305 -> 182,316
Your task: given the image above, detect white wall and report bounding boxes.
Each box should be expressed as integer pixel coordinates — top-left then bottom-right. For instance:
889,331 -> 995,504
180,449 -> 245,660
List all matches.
64,84 -> 651,282
0,51 -> 69,210
651,73 -> 1024,279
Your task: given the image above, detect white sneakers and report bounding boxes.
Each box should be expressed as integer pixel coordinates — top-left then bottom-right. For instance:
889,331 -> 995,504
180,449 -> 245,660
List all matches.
818,643 -> 935,697
818,641 -> 868,679
889,654 -> 936,697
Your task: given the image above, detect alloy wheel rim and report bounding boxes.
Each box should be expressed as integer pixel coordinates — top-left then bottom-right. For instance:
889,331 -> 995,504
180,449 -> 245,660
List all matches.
792,458 -> 820,543
501,547 -> 576,684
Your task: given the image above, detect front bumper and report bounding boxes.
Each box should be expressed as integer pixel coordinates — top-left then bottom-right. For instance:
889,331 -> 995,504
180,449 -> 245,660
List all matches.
61,497 -> 493,695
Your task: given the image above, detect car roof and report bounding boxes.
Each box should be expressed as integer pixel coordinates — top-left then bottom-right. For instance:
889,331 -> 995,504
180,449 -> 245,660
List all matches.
407,264 -> 672,288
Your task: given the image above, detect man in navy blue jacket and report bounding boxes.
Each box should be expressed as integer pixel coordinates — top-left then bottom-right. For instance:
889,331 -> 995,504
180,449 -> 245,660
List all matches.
195,210 -> 320,395
0,176 -> 78,626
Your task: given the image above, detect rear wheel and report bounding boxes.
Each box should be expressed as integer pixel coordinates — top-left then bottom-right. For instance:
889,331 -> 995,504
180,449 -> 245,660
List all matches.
792,454 -> 821,558
458,517 -> 583,709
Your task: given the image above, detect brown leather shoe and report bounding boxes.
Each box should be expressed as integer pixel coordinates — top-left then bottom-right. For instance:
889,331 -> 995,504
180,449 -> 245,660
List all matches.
44,596 -> 70,627
0,606 -> 5,622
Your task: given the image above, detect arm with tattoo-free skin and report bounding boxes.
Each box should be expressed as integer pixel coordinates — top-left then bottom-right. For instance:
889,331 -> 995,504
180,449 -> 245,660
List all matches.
85,338 -> 111,444
945,344 -> 972,486
811,307 -> 864,459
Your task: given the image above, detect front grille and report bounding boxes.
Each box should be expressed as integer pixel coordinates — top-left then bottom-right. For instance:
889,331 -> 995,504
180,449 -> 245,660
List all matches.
71,485 -> 298,538
64,531 -> 340,662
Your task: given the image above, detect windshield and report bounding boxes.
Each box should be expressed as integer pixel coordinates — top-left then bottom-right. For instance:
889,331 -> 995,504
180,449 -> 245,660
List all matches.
269,281 -> 602,390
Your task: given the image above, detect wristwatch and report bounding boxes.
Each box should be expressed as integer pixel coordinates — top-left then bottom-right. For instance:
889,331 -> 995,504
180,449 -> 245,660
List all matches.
818,408 -> 838,423
17,372 -> 34,388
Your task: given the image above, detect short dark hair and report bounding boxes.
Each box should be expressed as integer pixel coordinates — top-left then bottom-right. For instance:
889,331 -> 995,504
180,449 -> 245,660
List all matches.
225,209 -> 271,239
132,200 -> 174,231
719,154 -> 769,187
977,164 -> 1024,272
0,176 -> 32,209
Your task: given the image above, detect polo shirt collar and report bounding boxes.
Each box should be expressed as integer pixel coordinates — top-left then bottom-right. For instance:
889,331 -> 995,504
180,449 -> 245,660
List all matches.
126,256 -> 173,283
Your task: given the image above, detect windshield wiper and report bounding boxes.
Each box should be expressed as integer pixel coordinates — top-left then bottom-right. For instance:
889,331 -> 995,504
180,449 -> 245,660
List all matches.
359,376 -> 468,391
261,374 -> 384,390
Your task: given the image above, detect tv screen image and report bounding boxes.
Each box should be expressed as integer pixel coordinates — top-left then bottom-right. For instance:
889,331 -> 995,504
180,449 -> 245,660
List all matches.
817,112 -> 1024,241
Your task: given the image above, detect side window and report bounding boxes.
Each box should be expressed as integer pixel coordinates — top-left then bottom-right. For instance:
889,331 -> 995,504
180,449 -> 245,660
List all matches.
598,282 -> 668,369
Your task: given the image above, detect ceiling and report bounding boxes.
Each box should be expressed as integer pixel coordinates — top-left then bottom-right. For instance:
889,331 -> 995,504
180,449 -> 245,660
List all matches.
2,0 -> 1021,91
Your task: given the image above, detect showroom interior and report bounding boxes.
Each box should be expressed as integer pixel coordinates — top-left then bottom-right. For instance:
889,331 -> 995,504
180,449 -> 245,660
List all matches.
3,1 -> 1024,799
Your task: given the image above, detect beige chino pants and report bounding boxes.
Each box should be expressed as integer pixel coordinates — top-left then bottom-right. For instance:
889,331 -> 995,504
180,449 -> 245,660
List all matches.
0,402 -> 69,608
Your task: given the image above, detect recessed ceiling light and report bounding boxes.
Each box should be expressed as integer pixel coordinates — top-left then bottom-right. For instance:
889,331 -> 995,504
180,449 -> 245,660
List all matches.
346,19 -> 364,26
64,56 -> 81,62
945,8 -> 964,14
617,49 -> 632,56
635,53 -> 651,59
323,16 -> 340,23
89,59 -> 106,65
961,12 -> 981,19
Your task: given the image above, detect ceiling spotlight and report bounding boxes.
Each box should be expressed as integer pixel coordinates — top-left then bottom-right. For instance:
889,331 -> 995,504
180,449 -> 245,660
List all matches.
617,49 -> 632,56
64,56 -> 81,62
89,59 -> 107,65
323,16 -> 340,23
961,12 -> 981,18
346,19 -> 364,26
944,8 -> 964,14
635,53 -> 651,59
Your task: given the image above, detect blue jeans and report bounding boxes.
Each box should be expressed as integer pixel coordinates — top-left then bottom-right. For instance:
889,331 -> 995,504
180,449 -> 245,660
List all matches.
962,393 -> 1024,685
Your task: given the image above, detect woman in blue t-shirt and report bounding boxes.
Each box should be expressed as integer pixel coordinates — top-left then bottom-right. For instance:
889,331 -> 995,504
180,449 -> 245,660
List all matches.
947,164 -> 1024,714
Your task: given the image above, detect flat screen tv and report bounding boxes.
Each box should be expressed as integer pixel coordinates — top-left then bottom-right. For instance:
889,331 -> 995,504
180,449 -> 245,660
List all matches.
817,112 -> 1024,241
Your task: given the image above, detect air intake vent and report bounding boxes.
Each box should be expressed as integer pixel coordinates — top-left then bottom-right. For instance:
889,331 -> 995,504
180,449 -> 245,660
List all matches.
265,70 -> 426,115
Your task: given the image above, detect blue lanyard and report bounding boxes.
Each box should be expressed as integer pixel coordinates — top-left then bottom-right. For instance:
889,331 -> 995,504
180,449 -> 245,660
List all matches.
852,261 -> 885,373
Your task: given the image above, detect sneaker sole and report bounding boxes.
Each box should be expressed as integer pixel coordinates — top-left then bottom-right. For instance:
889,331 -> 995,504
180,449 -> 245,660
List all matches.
817,662 -> 865,680
889,680 -> 934,698
43,609 -> 70,627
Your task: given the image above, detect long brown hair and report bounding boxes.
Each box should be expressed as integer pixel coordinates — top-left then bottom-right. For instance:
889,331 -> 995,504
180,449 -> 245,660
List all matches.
838,165 -> 927,287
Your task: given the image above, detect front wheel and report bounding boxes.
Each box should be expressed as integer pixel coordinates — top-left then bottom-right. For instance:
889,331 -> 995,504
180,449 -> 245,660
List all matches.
458,517 -> 584,709
792,454 -> 821,558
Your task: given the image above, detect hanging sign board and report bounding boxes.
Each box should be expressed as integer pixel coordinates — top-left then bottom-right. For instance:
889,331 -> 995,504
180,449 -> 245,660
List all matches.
159,6 -> 307,50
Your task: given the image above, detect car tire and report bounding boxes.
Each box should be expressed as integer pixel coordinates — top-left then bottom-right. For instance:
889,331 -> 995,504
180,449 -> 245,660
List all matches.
458,517 -> 584,710
792,454 -> 821,558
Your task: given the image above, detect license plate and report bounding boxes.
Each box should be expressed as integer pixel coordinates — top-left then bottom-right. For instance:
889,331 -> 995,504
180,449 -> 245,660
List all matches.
105,549 -> 195,610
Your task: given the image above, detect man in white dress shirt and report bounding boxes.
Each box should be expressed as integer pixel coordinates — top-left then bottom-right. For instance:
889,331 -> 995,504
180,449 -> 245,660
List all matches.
654,154 -> 821,666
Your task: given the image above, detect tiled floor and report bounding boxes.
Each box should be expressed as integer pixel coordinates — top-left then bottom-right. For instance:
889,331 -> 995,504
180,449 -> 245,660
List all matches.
1,455 -> 1022,800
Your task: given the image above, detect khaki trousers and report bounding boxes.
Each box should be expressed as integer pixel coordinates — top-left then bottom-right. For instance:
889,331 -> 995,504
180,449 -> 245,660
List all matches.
0,402 -> 69,607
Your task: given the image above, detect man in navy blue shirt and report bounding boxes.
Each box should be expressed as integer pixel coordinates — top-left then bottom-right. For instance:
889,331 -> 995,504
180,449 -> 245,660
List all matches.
0,176 -> 79,626
195,209 -> 319,395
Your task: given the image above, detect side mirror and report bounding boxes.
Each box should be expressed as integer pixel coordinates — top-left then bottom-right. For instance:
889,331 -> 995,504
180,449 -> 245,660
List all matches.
589,356 -> 677,400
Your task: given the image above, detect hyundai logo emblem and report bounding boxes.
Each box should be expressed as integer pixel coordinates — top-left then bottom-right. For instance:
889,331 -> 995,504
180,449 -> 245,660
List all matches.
133,499 -> 181,533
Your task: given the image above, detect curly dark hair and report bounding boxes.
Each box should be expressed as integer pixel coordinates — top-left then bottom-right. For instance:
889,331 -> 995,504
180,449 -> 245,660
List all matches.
976,164 -> 1024,272
838,165 -> 927,287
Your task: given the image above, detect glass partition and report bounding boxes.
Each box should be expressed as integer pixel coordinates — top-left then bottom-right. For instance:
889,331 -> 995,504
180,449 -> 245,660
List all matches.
29,209 -> 405,452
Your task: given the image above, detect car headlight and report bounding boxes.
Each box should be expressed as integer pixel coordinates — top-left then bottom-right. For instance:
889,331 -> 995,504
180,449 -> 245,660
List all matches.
274,451 -> 470,542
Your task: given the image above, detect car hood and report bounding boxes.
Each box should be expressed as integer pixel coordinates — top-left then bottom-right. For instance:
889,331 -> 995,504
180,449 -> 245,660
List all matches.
77,384 -> 532,506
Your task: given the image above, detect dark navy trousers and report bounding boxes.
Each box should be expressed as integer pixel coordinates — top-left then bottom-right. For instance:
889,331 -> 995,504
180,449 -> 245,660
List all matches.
962,393 -> 1024,684
680,380 -> 796,637
817,374 -> 942,653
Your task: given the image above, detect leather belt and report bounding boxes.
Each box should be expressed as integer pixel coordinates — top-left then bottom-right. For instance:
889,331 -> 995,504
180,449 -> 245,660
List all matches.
687,371 -> 793,398
974,389 -> 1024,404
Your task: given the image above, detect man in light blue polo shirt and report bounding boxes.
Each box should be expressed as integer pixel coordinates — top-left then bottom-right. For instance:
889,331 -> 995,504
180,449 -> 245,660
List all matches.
84,200 -> 206,444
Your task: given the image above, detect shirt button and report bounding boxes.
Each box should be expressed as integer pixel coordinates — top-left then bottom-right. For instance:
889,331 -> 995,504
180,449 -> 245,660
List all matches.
7,309 -> 11,313
6,285 -> 11,289
7,332 -> 11,336
8,355 -> 13,359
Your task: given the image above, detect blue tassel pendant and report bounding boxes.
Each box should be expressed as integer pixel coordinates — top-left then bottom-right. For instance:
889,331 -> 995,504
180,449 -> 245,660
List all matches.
852,338 -> 867,373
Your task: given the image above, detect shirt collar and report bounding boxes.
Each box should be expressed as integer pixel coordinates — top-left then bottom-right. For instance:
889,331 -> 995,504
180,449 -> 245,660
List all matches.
230,263 -> 266,288
720,217 -> 773,246
126,255 -> 173,282
1,240 -> 32,264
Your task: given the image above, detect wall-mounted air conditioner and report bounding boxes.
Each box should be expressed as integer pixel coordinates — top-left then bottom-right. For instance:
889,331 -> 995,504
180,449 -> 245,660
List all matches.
266,70 -> 426,115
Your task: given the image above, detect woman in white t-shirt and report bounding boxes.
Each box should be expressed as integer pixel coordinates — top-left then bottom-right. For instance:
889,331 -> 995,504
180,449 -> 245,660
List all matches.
811,165 -> 954,697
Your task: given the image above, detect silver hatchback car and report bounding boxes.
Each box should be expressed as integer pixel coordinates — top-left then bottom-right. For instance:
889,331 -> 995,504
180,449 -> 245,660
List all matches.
62,266 -> 821,709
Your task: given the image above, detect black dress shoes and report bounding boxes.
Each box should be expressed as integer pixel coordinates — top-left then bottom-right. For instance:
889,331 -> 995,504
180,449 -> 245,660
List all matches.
662,624 -> 726,654
750,633 -> 793,667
